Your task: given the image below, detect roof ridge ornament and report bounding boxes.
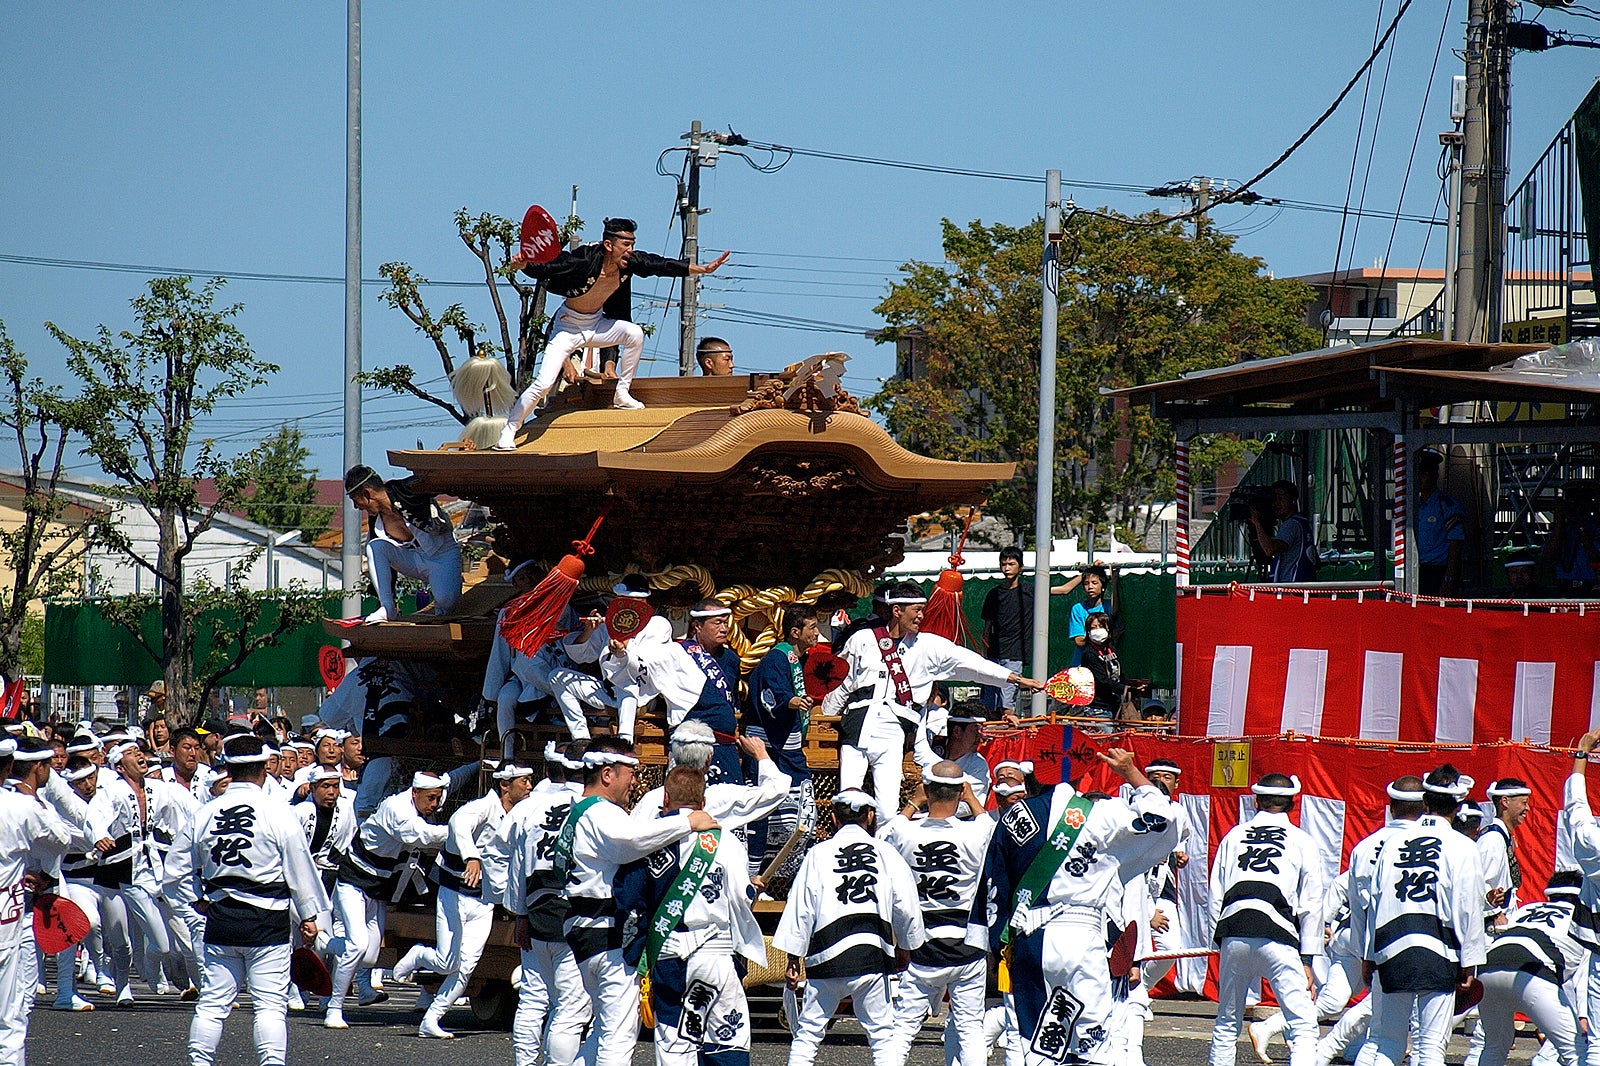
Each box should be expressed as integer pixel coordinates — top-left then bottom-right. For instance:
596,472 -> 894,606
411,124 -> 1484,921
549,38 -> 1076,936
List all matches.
734,352 -> 863,416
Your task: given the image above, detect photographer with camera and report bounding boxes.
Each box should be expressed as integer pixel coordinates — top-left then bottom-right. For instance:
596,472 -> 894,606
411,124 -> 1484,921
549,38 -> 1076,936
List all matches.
1246,480 -> 1317,584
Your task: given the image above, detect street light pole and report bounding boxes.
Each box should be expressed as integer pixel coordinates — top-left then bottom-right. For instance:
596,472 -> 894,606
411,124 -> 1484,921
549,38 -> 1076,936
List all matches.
340,0 -> 363,619
1030,171 -> 1062,716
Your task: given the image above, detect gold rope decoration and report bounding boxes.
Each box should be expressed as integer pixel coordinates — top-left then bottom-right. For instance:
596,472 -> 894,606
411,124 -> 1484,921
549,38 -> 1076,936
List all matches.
570,565 -> 874,671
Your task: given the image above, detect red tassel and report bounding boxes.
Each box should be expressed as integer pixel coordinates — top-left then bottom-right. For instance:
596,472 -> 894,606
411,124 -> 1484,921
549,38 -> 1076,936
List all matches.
920,511 -> 975,646
499,505 -> 610,655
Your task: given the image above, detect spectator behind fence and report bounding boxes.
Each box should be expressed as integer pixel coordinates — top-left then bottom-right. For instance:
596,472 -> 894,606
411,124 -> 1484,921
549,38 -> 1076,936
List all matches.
1079,612 -> 1124,730
1415,449 -> 1467,597
1544,484 -> 1599,596
1248,480 -> 1316,584
979,546 -> 1032,711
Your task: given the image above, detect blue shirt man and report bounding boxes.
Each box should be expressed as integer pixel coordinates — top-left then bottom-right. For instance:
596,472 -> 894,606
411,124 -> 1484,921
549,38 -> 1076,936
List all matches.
1415,451 -> 1467,596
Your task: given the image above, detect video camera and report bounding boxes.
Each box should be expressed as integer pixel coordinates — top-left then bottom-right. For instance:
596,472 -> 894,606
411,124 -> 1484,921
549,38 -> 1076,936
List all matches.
1226,484 -> 1276,524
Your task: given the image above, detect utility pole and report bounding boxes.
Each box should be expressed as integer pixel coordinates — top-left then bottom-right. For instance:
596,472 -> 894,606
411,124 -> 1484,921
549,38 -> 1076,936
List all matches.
1454,0 -> 1511,343
678,120 -> 704,375
340,0 -> 362,620
1029,171 -> 1062,717
1146,175 -> 1258,238
568,184 -> 580,249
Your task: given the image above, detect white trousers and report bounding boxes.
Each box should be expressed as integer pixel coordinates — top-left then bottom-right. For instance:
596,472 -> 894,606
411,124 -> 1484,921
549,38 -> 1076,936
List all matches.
328,883 -> 384,1007
51,882 -> 101,1006
788,973 -> 897,1066
1474,970 -> 1579,1066
1366,973 -> 1456,1066
577,947 -> 642,1066
892,958 -> 987,1066
115,884 -> 172,992
548,667 -> 616,740
840,735 -> 906,824
411,886 -> 494,1025
508,305 -> 646,427
0,933 -> 37,1066
955,996 -> 1024,1066
366,538 -> 463,619
515,937 -> 592,1066
1018,911 -> 1118,1066
1210,938 -> 1317,1066
188,941 -> 292,1066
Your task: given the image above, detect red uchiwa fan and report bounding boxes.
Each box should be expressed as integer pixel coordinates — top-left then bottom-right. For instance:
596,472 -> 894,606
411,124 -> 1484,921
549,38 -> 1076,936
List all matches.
919,510 -> 976,646
499,504 -> 611,655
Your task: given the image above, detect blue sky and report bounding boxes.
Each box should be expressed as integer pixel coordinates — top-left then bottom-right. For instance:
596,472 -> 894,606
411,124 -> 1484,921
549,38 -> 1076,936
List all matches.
2,2 -> 1596,478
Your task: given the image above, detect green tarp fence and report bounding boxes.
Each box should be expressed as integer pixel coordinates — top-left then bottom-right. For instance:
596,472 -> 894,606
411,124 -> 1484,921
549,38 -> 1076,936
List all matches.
44,597 -> 353,687
47,576 -> 1187,691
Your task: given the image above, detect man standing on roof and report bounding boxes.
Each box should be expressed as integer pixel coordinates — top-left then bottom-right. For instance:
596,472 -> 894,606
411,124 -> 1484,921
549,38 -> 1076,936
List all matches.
497,218 -> 730,446
343,465 -> 463,624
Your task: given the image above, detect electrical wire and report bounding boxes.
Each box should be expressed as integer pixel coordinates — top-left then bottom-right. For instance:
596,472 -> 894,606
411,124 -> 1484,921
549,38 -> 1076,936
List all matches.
1330,0 -> 1392,302
1365,0 -> 1456,337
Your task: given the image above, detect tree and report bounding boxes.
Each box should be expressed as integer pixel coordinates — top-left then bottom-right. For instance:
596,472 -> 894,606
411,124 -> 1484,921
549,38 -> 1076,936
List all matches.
49,276 -> 323,723
0,323 -> 113,679
241,425 -> 333,540
871,212 -> 1320,548
361,207 -> 582,420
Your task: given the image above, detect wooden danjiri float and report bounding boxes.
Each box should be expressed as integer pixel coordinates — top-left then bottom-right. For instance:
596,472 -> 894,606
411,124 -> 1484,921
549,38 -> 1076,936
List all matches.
327,354 -> 1014,1026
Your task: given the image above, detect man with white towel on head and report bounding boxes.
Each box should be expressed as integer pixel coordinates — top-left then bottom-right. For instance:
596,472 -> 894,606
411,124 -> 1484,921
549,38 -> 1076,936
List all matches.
1349,765 -> 1487,1066
324,769 -> 449,1030
1207,772 -> 1323,1066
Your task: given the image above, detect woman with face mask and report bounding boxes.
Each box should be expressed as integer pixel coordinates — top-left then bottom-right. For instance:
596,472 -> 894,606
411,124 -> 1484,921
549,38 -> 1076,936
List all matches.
1079,613 -> 1123,729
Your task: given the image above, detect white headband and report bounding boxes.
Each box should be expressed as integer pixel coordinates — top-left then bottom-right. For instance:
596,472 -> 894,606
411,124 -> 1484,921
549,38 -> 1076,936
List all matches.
688,605 -> 732,619
65,737 -> 99,754
314,729 -> 349,743
922,766 -> 968,786
1387,781 -> 1425,801
309,767 -> 344,782
582,751 -> 639,768
12,747 -> 52,764
1487,782 -> 1531,799
611,581 -> 652,599
1145,761 -> 1181,776
1455,803 -> 1484,821
1423,774 -> 1475,800
63,764 -> 97,783
883,592 -> 927,605
992,781 -> 1028,797
286,741 -> 313,751
223,750 -> 270,766
994,760 -> 1034,776
543,741 -> 563,763
494,763 -> 535,781
107,742 -> 139,765
831,788 -> 877,810
1251,775 -> 1302,797
412,771 -> 448,790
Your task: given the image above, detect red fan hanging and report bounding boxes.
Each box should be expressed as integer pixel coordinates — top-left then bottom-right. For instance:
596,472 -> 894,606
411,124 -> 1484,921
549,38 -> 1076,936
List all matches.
499,504 -> 611,655
920,511 -> 975,646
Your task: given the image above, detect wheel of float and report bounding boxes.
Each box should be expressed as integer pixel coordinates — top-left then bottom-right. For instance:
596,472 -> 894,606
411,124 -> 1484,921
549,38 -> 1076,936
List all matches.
469,978 -> 518,1029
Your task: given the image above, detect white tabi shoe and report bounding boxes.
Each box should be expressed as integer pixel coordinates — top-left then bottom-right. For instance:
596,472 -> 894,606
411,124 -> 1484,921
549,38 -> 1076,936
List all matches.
323,1009 -> 349,1029
611,386 -> 645,410
390,947 -> 420,985
363,607 -> 388,624
1247,1020 -> 1275,1064
52,996 -> 94,1012
493,423 -> 520,450
418,1016 -> 454,1040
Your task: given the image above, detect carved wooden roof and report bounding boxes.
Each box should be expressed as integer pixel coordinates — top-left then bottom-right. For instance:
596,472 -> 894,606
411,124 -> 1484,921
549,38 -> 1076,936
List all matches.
388,366 -> 1014,589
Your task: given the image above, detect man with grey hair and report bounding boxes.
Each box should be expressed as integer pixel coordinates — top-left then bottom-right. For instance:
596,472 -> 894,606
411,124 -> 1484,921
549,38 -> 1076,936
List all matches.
630,726 -> 791,828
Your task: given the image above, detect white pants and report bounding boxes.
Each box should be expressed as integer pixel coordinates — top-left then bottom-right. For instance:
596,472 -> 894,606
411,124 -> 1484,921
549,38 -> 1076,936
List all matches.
1015,911 -> 1118,1066
328,883 -> 384,1007
892,958 -> 987,1066
955,997 -> 1024,1066
51,882 -> 101,1006
366,538 -> 462,619
840,715 -> 906,824
515,937 -> 592,1066
1366,973 -> 1456,1066
507,305 -> 646,427
1474,970 -> 1578,1066
1210,938 -> 1317,1066
408,886 -> 494,1025
548,667 -> 616,740
0,932 -> 37,1066
788,973 -> 897,1066
118,884 -> 172,992
577,947 -> 642,1066
188,941 -> 292,1066
1255,949 -> 1362,1052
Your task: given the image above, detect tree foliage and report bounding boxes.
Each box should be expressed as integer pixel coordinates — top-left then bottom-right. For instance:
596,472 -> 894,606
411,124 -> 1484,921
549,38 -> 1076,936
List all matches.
240,425 -> 333,541
361,208 -> 584,420
871,212 -> 1320,547
48,276 -> 318,723
0,323 -> 114,678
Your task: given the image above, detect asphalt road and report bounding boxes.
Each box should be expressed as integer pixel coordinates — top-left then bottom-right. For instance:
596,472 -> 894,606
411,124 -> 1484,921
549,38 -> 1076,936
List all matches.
24,986 -> 1540,1066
